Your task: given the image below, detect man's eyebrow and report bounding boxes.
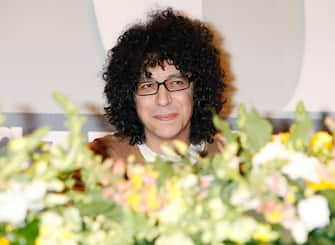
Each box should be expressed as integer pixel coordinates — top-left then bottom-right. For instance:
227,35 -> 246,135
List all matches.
166,73 -> 184,79
143,73 -> 185,81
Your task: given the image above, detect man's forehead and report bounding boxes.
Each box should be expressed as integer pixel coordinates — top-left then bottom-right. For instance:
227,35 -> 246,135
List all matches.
143,63 -> 182,78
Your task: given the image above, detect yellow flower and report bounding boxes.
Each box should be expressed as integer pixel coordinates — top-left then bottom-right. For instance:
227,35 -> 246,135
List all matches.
265,210 -> 283,224
127,192 -> 141,212
59,228 -> 73,240
0,237 -> 10,245
35,237 -> 41,245
272,132 -> 290,144
286,190 -> 297,204
307,179 -> 335,191
310,131 -> 333,153
131,174 -> 143,189
166,180 -> 181,202
253,224 -> 279,243
146,168 -> 159,180
146,186 -> 160,211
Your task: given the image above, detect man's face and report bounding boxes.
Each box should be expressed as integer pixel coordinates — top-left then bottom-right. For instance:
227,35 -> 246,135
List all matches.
134,62 -> 193,145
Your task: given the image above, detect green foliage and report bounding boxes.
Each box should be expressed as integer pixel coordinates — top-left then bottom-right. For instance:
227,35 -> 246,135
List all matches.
76,196 -> 121,220
3,219 -> 39,245
320,190 -> 335,214
153,159 -> 175,187
0,127 -> 49,180
1,97 -> 335,245
288,101 -> 314,151
237,104 -> 273,153
213,114 -> 237,144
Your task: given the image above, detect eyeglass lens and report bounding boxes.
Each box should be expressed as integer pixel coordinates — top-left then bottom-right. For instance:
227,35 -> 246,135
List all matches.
136,78 -> 190,95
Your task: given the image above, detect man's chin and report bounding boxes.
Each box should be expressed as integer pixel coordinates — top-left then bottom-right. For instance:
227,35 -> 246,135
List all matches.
144,124 -> 190,143
154,131 -> 188,143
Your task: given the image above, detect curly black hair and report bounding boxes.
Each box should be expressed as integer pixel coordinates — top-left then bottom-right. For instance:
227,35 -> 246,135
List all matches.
103,8 -> 225,145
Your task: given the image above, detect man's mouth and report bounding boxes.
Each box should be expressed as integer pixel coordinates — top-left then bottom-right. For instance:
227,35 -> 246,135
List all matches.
153,113 -> 178,121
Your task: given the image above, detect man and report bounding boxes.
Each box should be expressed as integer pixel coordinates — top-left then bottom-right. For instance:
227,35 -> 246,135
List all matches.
90,8 -> 226,162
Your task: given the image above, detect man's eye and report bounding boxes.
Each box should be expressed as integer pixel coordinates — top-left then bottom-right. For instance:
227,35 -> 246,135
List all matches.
172,80 -> 187,86
139,82 -> 154,89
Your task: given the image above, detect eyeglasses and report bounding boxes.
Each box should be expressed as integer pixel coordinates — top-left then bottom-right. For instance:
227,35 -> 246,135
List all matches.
135,77 -> 191,96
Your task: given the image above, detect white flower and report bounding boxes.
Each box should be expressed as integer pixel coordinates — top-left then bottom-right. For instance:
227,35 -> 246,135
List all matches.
0,189 -> 27,225
0,181 -> 48,225
23,181 -> 47,211
230,185 -> 260,210
156,232 -> 194,245
38,211 -> 79,245
230,185 -> 250,206
290,220 -> 308,244
63,208 -> 82,232
181,174 -> 198,189
40,211 -> 63,227
228,217 -> 257,244
35,161 -> 48,175
214,220 -> 230,241
253,142 -> 288,169
45,193 -> 69,206
46,179 -> 65,192
208,197 -> 227,219
298,195 -> 330,231
282,153 -> 321,182
157,198 -> 185,225
253,142 -> 321,182
228,157 -> 240,170
265,174 -> 288,197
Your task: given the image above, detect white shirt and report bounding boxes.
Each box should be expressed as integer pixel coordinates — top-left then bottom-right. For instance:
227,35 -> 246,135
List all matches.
137,142 -> 205,164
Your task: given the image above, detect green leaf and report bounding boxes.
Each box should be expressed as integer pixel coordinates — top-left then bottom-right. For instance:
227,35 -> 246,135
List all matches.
10,218 -> 39,245
117,208 -> 156,243
52,91 -> 78,116
307,235 -> 335,245
213,114 -> 237,144
237,104 -> 272,153
319,190 -> 335,215
134,239 -> 154,245
0,127 -> 49,179
76,197 -> 123,221
153,159 -> 175,186
288,101 -> 313,151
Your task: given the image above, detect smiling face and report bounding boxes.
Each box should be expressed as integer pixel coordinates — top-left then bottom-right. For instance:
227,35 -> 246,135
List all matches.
134,62 -> 193,153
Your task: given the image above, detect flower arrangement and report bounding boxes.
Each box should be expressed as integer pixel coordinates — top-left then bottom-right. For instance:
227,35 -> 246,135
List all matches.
1,93 -> 335,245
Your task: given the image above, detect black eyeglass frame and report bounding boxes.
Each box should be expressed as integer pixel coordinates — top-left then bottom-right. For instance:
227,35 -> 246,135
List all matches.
135,79 -> 192,96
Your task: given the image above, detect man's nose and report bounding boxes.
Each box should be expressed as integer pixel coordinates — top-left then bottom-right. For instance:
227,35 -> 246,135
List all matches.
156,83 -> 171,106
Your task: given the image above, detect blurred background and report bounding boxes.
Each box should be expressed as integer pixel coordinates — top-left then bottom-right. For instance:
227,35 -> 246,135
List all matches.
1,0 -> 334,145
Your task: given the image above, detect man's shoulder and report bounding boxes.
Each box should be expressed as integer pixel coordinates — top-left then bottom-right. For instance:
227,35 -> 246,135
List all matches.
89,134 -> 141,161
92,134 -> 129,146
90,134 -> 128,150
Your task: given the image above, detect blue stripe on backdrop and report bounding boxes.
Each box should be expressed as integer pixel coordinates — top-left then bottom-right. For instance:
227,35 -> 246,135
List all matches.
2,113 -> 114,134
2,112 -> 335,140
0,113 -> 115,148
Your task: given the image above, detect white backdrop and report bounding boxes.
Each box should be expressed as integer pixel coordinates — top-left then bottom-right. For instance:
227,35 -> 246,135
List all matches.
1,0 -> 335,144
1,0 -> 334,115
284,0 -> 335,112
93,0 -> 202,52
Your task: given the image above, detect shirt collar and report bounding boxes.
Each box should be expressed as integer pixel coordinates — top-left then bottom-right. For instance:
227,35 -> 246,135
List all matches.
137,142 -> 205,164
